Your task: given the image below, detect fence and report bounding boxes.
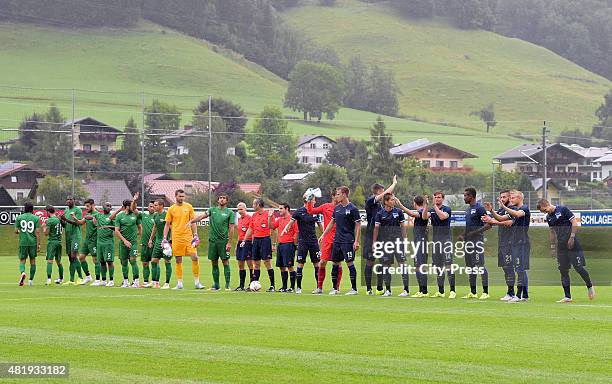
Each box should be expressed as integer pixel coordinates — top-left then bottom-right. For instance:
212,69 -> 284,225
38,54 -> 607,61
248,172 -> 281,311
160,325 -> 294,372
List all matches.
1,84 -> 612,210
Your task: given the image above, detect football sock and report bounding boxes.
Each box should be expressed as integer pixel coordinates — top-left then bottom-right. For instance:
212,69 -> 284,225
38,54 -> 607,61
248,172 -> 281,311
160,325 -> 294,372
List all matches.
364,263 -> 373,291
19,263 -> 25,274
267,268 -> 275,287
437,271 -> 445,293
239,269 -> 246,288
337,265 -> 343,289
517,285 -> 523,298
402,271 -> 409,292
348,264 -> 357,290
151,262 -> 159,282
100,262 -> 107,281
143,264 -> 150,282
223,264 -> 231,288
248,269 -> 254,283
331,265 -> 339,289
384,269 -> 391,291
296,266 -> 303,289
314,266 -> 319,284
69,259 -> 77,281
376,272 -> 383,291
80,260 -> 90,276
281,271 -> 288,290
176,263 -> 183,280
575,266 -> 592,288
212,265 -> 220,288
29,264 -> 36,280
121,261 -> 129,279
448,272 -> 455,292
108,264 -> 115,281
192,260 -> 200,279
94,261 -> 101,280
253,269 -> 261,281
58,264 -> 64,280
130,260 -> 139,279
165,262 -> 172,284
563,284 -> 571,298
317,266 -> 326,289
481,267 -> 489,292
290,270 -> 296,289
46,262 -> 52,279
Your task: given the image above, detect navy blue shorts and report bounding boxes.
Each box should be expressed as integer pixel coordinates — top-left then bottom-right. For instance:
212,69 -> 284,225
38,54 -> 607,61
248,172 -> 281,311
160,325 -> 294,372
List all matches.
362,234 -> 375,261
465,249 -> 485,267
556,238 -> 587,270
332,242 -> 355,263
252,237 -> 272,261
381,252 -> 407,265
276,242 -> 296,268
498,240 -> 513,268
511,240 -> 530,271
297,241 -> 320,264
236,240 -> 252,261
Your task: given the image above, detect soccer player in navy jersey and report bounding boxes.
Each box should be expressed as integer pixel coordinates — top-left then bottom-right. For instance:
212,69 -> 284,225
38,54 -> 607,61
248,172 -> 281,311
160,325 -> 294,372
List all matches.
396,195 -> 429,298
484,190 -> 516,301
281,196 -> 324,293
458,187 -> 490,300
537,199 -> 595,302
372,193 -> 409,297
320,186 -> 361,295
428,191 -> 455,298
363,176 -> 397,295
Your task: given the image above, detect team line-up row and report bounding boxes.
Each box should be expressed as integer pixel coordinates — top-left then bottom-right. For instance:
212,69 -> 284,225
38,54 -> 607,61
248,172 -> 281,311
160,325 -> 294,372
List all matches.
13,176 -> 595,302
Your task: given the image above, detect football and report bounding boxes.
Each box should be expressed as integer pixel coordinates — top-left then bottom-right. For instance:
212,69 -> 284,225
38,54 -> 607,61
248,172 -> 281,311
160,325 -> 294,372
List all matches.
249,281 -> 262,291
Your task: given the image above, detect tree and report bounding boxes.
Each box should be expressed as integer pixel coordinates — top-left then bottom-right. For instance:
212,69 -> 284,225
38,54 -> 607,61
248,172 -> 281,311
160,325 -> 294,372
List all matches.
17,111 -> 44,150
144,100 -> 180,173
393,0 -> 434,18
8,142 -> 29,161
326,137 -> 368,169
367,117 -> 403,182
193,98 -> 247,141
31,106 -> 72,172
284,61 -> 344,121
247,106 -> 298,179
470,103 -> 497,133
343,56 -> 369,111
367,65 -> 400,116
120,117 -> 140,162
592,90 -> 612,142
37,175 -> 88,205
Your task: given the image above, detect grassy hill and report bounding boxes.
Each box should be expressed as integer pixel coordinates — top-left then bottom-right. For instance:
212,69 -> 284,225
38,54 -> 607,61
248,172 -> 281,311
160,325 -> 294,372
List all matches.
284,0 -> 611,136
0,21 -> 525,171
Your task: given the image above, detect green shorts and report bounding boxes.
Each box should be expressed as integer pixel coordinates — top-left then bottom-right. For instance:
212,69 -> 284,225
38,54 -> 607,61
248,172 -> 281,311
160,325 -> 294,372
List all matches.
208,240 -> 230,261
141,243 -> 153,262
65,234 -> 81,256
97,242 -> 115,263
118,240 -> 138,261
152,241 -> 172,261
46,241 -> 62,261
18,245 -> 37,260
79,240 -> 97,257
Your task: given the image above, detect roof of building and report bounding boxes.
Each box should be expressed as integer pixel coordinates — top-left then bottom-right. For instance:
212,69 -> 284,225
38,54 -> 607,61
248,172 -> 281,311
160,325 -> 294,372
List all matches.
0,186 -> 16,205
63,117 -> 121,133
297,135 -> 336,147
496,142 -> 610,161
390,138 -> 477,158
561,144 -> 610,159
530,177 -> 565,191
148,179 -> 261,204
594,151 -> 612,164
82,179 -> 132,206
0,162 -> 29,178
282,172 -> 315,181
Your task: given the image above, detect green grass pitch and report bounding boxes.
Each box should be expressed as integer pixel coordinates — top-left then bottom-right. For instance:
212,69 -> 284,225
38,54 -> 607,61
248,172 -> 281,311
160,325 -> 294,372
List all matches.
0,227 -> 610,383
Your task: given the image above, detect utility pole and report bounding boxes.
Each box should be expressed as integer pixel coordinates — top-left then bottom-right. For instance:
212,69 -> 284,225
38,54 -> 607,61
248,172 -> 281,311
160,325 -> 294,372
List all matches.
141,91 -> 146,209
542,121 -> 549,201
208,95 -> 212,209
71,89 -> 75,196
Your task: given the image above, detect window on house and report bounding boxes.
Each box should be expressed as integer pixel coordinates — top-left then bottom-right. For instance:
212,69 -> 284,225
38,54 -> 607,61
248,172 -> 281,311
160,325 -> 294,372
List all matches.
555,165 -> 565,172
310,143 -> 316,149
17,192 -> 23,200
83,144 -> 91,151
100,144 -> 108,152
436,160 -> 444,168
421,160 -> 430,168
567,167 -> 576,173
450,161 -> 458,168
322,143 -> 329,149
302,156 -> 309,163
10,176 -> 17,183
316,157 -> 322,164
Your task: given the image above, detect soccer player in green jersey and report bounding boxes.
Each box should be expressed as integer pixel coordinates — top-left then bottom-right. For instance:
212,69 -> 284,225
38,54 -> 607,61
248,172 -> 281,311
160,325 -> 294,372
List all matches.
60,195 -> 84,285
115,195 -> 142,288
15,202 -> 41,286
75,198 -> 99,285
189,193 -> 235,291
94,202 -> 117,287
148,199 -> 172,289
139,200 -> 156,288
43,205 -> 64,285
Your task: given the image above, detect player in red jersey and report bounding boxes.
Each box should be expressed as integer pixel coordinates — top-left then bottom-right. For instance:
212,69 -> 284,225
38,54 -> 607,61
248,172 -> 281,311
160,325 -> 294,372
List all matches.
306,189 -> 343,294
234,202 -> 253,291
272,203 -> 299,292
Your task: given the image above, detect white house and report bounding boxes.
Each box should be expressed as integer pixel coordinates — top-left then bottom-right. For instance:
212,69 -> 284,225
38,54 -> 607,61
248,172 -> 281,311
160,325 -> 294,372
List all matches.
296,135 -> 335,168
594,151 -> 612,181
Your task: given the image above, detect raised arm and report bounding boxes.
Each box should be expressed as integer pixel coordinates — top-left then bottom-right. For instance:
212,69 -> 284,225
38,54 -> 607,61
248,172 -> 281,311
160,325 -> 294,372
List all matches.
374,175 -> 398,202
395,197 -> 418,218
433,204 -> 450,220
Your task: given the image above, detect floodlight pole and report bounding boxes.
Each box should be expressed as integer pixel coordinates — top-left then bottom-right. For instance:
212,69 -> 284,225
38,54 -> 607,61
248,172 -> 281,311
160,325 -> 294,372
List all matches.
208,95 -> 212,209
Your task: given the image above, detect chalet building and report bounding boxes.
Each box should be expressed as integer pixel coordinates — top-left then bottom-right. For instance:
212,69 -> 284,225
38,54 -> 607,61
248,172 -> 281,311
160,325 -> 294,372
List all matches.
162,125 -> 235,158
390,138 -> 476,172
0,162 -> 45,202
63,117 -> 121,166
495,143 -> 610,190
296,135 -> 335,168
